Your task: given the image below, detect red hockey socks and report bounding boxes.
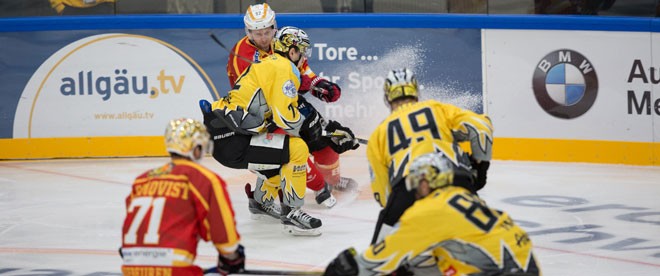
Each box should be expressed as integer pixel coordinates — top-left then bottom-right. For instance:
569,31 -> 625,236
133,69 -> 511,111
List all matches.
312,146 -> 340,186
305,157 -> 325,191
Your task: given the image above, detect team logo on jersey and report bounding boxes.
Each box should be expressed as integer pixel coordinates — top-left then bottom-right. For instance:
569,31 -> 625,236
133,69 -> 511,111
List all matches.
282,80 -> 297,98
532,49 -> 598,119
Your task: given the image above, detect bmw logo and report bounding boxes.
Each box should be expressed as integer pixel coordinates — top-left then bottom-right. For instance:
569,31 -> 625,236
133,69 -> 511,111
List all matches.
532,49 -> 598,119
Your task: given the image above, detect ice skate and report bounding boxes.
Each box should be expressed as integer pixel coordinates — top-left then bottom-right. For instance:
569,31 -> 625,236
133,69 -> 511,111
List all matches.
334,177 -> 359,192
281,205 -> 322,236
315,182 -> 337,208
245,183 -> 280,221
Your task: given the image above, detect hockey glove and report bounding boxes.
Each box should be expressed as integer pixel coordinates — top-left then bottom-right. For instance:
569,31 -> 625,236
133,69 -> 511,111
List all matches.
310,77 -> 341,103
200,99 -> 241,140
325,120 -> 359,154
199,99 -> 224,138
470,156 -> 490,192
299,104 -> 325,148
217,244 -> 245,276
324,247 -> 359,276
200,99 -> 214,125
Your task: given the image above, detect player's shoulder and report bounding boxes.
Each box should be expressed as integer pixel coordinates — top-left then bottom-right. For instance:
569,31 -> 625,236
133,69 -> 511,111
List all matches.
172,159 -> 219,180
133,170 -> 150,182
418,99 -> 441,106
267,55 -> 300,77
401,195 -> 445,224
369,118 -> 391,142
235,36 -> 254,50
416,187 -> 468,210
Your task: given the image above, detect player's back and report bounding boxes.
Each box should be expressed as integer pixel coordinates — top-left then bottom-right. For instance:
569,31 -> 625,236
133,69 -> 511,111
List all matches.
412,187 -> 541,275
221,54 -> 299,108
121,159 -> 226,274
370,100 -> 471,152
367,100 -> 467,206
214,54 -> 302,134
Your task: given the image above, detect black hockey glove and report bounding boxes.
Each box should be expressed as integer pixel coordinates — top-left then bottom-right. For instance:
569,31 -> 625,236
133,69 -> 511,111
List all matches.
217,244 -> 245,276
324,248 -> 359,276
298,96 -> 329,152
298,98 -> 327,150
200,99 -> 242,140
199,99 -> 225,139
325,120 -> 359,154
311,77 -> 341,103
470,156 -> 490,192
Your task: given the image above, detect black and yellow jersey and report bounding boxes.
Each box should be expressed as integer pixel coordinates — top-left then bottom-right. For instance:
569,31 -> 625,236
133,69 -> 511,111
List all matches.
367,100 -> 493,207
358,186 -> 541,276
211,54 -> 304,136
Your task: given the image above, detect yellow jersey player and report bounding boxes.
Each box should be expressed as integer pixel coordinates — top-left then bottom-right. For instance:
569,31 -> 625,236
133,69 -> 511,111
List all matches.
200,27 -> 357,236
227,4 -> 356,213
367,68 -> 493,244
325,152 -> 541,276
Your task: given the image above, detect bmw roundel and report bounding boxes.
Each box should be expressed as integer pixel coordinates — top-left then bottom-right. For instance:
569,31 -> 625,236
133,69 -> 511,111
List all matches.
532,49 -> 598,119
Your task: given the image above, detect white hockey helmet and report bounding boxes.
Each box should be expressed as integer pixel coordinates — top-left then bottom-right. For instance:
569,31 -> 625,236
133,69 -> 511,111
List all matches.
384,68 -> 419,106
164,118 -> 211,162
244,3 -> 277,32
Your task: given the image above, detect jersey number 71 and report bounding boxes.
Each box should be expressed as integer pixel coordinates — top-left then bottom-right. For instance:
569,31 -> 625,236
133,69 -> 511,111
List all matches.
124,197 -> 166,245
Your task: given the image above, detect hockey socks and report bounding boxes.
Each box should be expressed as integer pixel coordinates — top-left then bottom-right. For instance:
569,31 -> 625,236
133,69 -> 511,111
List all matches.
313,146 -> 340,186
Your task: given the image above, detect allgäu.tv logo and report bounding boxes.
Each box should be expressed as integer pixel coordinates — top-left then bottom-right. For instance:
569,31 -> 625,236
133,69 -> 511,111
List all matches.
532,49 -> 598,119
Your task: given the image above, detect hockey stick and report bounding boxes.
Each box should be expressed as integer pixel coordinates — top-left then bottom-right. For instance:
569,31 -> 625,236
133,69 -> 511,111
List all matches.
209,32 -> 257,65
204,267 -> 323,275
324,131 -> 368,145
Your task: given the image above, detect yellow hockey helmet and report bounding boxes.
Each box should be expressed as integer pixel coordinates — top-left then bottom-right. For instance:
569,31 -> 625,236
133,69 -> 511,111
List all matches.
384,68 -> 418,105
405,152 -> 456,192
405,142 -> 474,191
244,3 -> 277,33
273,26 -> 311,58
164,118 -> 211,162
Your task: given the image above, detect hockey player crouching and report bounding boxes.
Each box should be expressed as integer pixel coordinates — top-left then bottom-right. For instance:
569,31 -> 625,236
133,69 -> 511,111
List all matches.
228,4 -> 358,214
200,27 -> 359,236
367,68 -> 494,246
324,151 -> 542,276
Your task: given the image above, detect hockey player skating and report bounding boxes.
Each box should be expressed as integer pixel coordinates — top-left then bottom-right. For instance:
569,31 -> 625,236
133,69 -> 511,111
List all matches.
200,27 -> 358,236
226,4 -> 358,215
120,118 -> 245,275
367,68 -> 494,244
324,151 -> 541,276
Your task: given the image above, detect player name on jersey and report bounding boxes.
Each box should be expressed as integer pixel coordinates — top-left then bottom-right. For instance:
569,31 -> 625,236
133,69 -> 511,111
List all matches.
131,179 -> 190,200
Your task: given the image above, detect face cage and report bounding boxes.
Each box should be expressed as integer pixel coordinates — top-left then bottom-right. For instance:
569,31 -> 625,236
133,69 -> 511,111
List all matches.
298,44 -> 312,58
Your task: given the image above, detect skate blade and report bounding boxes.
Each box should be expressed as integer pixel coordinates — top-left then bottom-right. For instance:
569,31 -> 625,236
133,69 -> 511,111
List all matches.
249,212 -> 280,221
320,195 -> 337,208
282,224 -> 322,236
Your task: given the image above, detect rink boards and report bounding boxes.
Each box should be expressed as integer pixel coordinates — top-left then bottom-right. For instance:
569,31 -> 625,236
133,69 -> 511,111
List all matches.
0,14 -> 658,165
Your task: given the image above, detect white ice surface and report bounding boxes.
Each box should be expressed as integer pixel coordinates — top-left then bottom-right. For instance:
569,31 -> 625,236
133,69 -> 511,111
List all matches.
1,148 -> 659,275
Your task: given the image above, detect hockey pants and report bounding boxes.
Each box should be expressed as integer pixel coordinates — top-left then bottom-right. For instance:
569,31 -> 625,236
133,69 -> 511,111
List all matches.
211,132 -> 309,207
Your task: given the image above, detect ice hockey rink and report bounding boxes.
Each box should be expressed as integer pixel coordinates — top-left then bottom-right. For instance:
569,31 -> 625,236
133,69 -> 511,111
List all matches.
1,147 -> 660,276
